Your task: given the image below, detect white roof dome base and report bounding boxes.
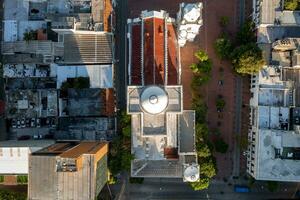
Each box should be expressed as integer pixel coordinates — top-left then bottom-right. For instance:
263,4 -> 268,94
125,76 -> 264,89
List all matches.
183,164 -> 200,182
140,86 -> 169,115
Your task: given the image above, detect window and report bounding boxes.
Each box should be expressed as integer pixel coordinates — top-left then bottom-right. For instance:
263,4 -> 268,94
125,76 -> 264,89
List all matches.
17,148 -> 21,157
0,148 -> 2,157
10,148 -> 13,157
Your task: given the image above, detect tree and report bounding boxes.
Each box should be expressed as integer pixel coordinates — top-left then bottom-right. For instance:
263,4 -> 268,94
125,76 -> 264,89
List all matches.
284,0 -> 299,10
194,50 -> 209,62
119,110 -> 131,127
231,43 -> 265,75
120,151 -> 134,171
196,143 -> 211,158
200,160 -> 216,178
214,36 -> 233,60
195,123 -> 209,142
219,16 -> 229,28
122,126 -> 131,138
192,98 -> 207,124
213,137 -> 229,153
190,177 -> 210,190
190,58 -> 212,74
236,21 -> 256,45
216,97 -> 226,110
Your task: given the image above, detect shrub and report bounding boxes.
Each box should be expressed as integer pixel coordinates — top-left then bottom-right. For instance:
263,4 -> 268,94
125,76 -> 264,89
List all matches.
17,175 -> 28,184
0,190 -> 26,200
190,178 -> 210,190
0,175 -> 4,183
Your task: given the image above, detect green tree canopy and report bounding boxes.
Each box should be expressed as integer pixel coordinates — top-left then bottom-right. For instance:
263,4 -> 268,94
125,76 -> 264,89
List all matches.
231,43 -> 265,75
195,123 -> 209,142
192,99 -> 207,124
122,126 -> 131,138
214,36 -> 233,60
0,190 -> 26,200
213,137 -> 229,153
236,21 -> 256,45
196,143 -> 211,158
284,0 -> 299,10
195,50 -> 209,62
190,178 -> 210,190
200,160 -> 217,178
216,97 -> 226,110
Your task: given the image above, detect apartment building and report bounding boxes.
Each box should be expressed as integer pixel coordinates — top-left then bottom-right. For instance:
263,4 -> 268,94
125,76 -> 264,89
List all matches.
248,38 -> 300,181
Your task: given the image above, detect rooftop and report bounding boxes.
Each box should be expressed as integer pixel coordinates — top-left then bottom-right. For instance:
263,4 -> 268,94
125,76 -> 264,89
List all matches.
256,129 -> 300,181
128,10 -> 178,85
28,141 -> 108,200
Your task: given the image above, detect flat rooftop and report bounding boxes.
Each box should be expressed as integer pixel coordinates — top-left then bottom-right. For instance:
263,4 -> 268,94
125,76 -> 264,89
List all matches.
256,129 -> 300,181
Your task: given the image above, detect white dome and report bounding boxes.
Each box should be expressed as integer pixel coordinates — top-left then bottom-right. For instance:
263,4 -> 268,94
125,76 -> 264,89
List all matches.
140,86 -> 168,115
184,165 -> 200,182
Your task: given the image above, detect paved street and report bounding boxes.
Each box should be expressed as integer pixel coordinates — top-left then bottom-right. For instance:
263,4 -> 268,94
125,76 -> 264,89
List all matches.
111,178 -> 299,200
114,0 -> 128,110
0,0 -> 7,140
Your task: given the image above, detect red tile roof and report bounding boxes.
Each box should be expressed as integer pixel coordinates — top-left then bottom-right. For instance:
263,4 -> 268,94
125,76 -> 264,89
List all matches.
144,18 -> 154,85
167,24 -> 178,85
131,25 -> 142,85
130,15 -> 178,86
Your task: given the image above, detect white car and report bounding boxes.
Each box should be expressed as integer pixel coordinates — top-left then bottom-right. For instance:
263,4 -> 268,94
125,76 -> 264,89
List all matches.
36,118 -> 41,128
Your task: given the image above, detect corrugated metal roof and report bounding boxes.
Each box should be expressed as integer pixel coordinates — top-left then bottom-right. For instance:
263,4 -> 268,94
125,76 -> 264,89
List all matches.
61,33 -> 113,64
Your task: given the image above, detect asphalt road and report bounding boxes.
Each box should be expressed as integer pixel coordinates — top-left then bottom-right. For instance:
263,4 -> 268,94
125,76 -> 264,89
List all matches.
0,0 -> 7,140
114,0 -> 128,110
111,178 -> 299,200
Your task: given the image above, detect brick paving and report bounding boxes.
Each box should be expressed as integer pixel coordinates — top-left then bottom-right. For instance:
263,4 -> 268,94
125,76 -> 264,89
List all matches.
128,0 -> 248,180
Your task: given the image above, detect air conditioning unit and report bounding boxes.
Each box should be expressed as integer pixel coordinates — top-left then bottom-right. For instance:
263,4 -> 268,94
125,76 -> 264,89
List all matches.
43,55 -> 53,64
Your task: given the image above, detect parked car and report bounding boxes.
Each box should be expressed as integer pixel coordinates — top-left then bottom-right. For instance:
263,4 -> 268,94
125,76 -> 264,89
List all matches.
36,118 -> 41,128
31,118 -> 36,127
234,185 -> 250,193
33,134 -> 39,139
17,119 -> 21,129
25,118 -> 30,127
21,118 -> 26,128
18,135 -> 31,140
11,119 -> 16,128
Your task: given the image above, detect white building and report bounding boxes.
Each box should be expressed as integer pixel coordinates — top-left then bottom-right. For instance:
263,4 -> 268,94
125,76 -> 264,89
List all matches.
0,140 -> 54,174
177,3 -> 203,47
248,38 -> 300,182
127,10 -> 199,182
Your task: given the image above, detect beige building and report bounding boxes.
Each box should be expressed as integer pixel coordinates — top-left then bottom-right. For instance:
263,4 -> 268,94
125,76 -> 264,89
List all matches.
28,141 -> 108,200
